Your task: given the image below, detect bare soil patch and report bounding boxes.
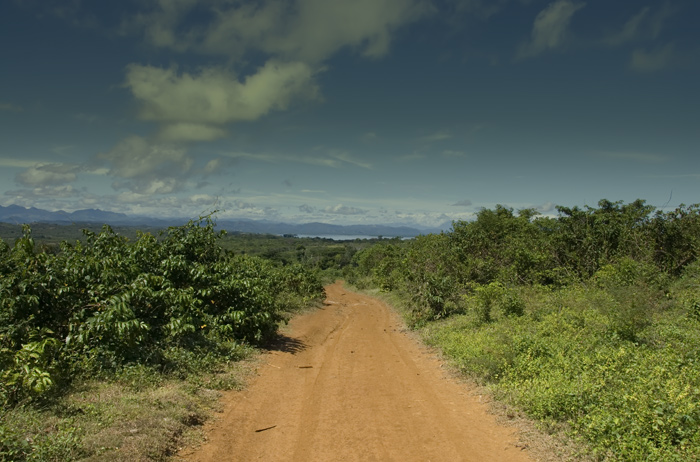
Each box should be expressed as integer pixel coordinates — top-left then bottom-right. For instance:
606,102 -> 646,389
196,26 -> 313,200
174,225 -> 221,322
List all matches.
177,282 -> 535,462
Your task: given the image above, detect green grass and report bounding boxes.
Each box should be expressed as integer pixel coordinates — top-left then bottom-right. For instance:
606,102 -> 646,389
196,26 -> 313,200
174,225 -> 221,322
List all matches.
0,347 -> 256,462
419,283 -> 700,461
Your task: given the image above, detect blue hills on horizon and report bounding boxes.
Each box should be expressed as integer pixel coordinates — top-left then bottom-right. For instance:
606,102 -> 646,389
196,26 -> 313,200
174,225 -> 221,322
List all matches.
0,205 -> 445,237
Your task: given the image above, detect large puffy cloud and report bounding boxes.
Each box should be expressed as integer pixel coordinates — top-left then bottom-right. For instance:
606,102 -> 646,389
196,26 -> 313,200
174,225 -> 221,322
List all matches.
98,135 -> 193,194
125,60 -> 320,141
16,163 -> 79,186
14,163 -> 99,187
131,0 -> 430,62
517,0 -> 585,59
112,0 -> 427,186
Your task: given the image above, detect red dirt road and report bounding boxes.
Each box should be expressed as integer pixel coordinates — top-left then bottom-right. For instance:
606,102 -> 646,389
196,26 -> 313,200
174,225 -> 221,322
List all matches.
179,282 -> 533,462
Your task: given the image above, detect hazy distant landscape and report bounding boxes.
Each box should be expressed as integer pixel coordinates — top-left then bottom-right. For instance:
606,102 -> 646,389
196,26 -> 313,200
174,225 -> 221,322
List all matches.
0,205 -> 438,238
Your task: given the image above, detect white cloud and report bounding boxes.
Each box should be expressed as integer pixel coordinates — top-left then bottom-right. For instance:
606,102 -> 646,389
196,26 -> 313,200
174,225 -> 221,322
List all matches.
600,151 -> 668,163
222,149 -> 371,169
602,4 -> 675,49
324,204 -> 367,215
517,0 -> 585,59
536,202 -> 556,214
451,199 -> 472,207
419,130 -> 452,142
112,191 -> 223,216
99,135 -> 193,194
0,158 -> 42,168
189,194 -> 219,207
602,7 -> 651,47
327,150 -> 373,169
130,0 -> 430,63
299,204 -> 315,213
202,158 -> 227,176
132,0 -> 199,49
16,163 -> 82,187
125,60 -> 321,141
630,44 -> 675,72
2,185 -> 92,213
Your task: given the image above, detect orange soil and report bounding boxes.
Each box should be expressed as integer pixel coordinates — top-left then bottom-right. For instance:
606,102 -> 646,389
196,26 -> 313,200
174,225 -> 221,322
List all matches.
178,282 -> 533,462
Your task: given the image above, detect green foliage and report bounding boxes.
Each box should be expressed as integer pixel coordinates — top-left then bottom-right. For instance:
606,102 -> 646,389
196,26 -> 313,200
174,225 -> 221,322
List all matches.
0,217 -> 324,407
649,204 -> 700,275
553,199 -> 656,279
345,198 -> 700,460
423,285 -> 700,461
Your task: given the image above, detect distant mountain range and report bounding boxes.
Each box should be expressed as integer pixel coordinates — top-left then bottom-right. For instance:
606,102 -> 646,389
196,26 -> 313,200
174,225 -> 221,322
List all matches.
0,205 -> 443,237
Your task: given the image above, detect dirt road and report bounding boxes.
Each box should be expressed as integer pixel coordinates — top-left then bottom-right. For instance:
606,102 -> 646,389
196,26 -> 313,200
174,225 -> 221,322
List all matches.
179,282 -> 533,462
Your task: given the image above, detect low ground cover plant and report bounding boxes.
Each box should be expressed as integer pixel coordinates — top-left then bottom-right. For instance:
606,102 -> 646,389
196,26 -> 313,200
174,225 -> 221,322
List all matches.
347,199 -> 700,461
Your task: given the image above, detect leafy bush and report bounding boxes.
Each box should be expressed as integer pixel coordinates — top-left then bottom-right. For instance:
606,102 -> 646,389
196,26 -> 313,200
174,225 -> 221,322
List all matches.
0,217 -> 324,406
345,199 -> 700,460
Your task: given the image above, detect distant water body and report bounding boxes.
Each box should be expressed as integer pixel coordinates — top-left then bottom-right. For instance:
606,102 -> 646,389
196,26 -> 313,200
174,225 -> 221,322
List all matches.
295,234 -> 412,241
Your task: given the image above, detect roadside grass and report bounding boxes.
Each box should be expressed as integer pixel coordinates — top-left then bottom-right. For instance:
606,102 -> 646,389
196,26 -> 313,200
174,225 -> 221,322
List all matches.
420,283 -> 700,461
0,345 -> 258,462
0,292 -> 327,462
344,282 -> 592,461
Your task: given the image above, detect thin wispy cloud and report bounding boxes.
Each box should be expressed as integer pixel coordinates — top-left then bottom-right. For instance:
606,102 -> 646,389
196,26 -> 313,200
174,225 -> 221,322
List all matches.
222,151 -> 335,168
442,150 -> 466,158
630,44 -> 676,72
602,7 -> 652,47
0,102 -> 23,112
517,0 -> 585,59
600,151 -> 669,163
328,151 -> 373,169
0,158 -> 43,168
419,130 -> 452,142
396,152 -> 426,162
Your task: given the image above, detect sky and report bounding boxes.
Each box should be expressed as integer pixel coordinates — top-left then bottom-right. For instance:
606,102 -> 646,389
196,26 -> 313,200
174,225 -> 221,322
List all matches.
1,0 -> 699,229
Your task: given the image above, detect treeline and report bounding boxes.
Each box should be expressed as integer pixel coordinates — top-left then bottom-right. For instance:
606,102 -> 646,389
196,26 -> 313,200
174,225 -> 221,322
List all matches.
347,199 -> 700,461
0,218 -> 325,406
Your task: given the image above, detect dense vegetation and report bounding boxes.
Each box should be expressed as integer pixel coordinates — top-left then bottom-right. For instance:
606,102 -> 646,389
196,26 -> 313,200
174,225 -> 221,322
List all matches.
0,223 -> 369,279
4,199 -> 700,461
0,218 -> 325,460
347,199 -> 700,461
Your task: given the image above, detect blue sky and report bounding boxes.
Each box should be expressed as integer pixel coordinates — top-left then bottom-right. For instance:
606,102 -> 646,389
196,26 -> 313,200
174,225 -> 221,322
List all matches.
1,0 -> 698,228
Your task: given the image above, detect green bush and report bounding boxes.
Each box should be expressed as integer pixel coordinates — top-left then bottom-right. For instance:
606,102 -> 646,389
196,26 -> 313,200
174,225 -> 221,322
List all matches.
0,218 -> 325,406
